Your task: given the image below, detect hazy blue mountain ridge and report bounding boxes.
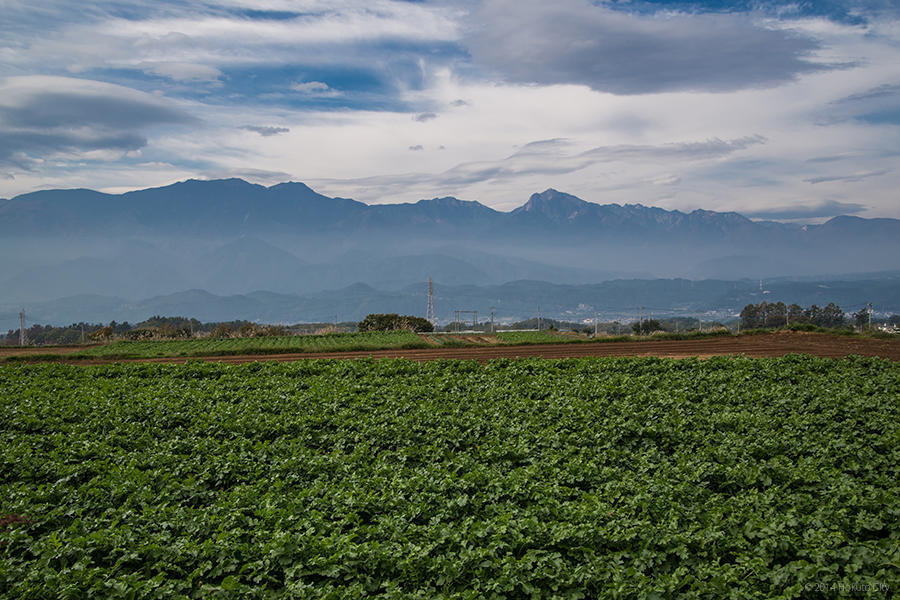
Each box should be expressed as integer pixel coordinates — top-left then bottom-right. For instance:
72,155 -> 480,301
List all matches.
6,179 -> 893,242
2,178 -> 899,311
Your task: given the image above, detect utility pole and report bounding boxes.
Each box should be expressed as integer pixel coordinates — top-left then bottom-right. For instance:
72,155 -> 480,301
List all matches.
81,323 -> 85,344
490,307 -> 495,333
537,305 -> 541,331
639,306 -> 643,336
594,313 -> 598,337
19,309 -> 25,346
426,277 -> 435,325
868,302 -> 873,330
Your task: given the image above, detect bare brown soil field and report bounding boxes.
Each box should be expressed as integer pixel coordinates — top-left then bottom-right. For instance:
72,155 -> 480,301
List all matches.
26,331 -> 900,365
0,345 -> 87,357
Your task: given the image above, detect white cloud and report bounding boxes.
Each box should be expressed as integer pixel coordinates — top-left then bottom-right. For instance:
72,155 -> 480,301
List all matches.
465,0 -> 841,94
0,1 -> 461,83
290,81 -> 342,97
0,76 -> 194,172
106,7 -> 459,46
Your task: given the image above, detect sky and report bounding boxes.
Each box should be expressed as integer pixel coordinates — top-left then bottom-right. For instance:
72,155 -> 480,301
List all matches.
1,0 -> 899,218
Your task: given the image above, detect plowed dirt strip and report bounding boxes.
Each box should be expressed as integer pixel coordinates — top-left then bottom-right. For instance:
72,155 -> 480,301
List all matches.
0,346 -> 85,357
32,332 -> 900,364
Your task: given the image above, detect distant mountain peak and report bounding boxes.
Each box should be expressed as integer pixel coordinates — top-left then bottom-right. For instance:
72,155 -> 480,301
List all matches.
169,177 -> 263,189
417,196 -> 463,206
268,181 -> 314,192
528,188 -> 590,207
414,196 -> 493,211
512,189 -> 593,222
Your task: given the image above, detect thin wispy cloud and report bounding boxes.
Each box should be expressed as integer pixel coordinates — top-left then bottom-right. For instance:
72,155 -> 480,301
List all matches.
743,200 -> 867,220
290,82 -> 342,97
805,170 -> 889,185
142,62 -> 224,83
240,125 -> 290,137
308,136 -> 766,205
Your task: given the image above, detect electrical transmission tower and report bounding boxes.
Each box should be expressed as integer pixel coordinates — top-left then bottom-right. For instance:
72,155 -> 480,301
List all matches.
426,277 -> 435,324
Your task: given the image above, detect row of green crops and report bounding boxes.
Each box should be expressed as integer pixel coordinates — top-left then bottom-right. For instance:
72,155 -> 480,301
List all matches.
496,331 -> 586,344
496,330 -> 734,346
1,355 -> 898,598
61,331 -> 428,359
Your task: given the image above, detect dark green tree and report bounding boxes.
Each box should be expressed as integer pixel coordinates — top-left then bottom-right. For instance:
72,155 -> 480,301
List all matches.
631,319 -> 661,335
787,303 -> 805,324
763,302 -> 787,328
821,303 -> 845,328
358,314 -> 433,333
210,323 -> 234,339
740,304 -> 761,329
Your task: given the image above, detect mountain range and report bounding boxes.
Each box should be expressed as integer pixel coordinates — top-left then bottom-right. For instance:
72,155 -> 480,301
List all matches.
4,179 -> 897,242
1,178 -> 898,326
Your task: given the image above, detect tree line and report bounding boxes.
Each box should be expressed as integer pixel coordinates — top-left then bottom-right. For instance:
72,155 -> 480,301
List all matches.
740,301 -> 847,330
737,302 -> 900,332
2,316 -> 282,346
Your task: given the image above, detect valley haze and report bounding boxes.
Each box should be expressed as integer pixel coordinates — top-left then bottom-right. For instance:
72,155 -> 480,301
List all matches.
1,178 -> 898,330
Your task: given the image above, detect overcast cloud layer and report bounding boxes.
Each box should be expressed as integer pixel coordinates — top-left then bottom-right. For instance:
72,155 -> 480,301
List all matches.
0,0 -> 899,219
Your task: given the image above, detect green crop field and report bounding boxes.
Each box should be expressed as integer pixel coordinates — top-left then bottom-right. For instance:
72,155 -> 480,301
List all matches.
3,329 -> 764,363
68,331 -> 429,359
495,331 -> 600,344
1,356 -> 898,598
495,330 -> 734,346
496,331 -> 576,344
